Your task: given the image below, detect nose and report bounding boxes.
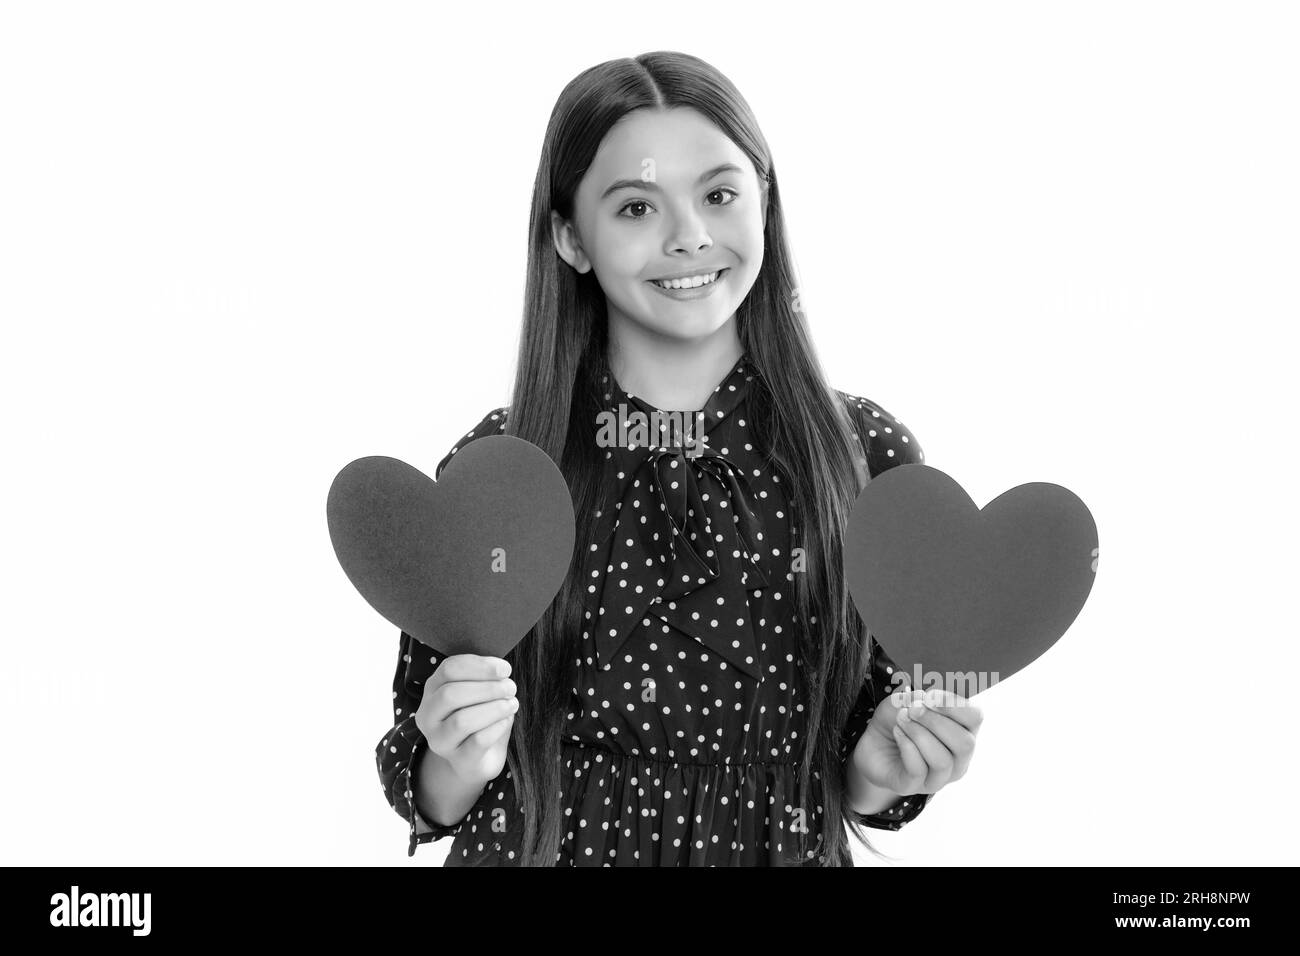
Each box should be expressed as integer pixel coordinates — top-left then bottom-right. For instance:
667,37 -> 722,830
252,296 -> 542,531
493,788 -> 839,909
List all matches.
664,205 -> 713,256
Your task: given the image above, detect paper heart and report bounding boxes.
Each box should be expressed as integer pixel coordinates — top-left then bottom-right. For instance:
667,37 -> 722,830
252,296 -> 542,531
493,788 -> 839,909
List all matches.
327,435 -> 575,659
843,464 -> 1097,697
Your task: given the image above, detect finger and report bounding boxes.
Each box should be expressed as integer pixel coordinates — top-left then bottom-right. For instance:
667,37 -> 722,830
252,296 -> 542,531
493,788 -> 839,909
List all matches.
874,684 -> 925,727
896,707 -> 955,790
432,697 -> 520,751
917,687 -> 984,733
426,677 -> 517,724
462,714 -> 514,754
908,706 -> 976,780
890,722 -> 929,793
428,653 -> 512,689
881,684 -> 925,714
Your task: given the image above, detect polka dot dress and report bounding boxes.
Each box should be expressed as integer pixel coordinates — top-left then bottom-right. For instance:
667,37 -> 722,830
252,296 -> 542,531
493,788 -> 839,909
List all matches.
375,354 -> 932,865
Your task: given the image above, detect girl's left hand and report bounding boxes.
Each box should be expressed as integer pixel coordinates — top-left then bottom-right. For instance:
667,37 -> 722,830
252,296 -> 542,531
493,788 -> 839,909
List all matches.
852,686 -> 983,800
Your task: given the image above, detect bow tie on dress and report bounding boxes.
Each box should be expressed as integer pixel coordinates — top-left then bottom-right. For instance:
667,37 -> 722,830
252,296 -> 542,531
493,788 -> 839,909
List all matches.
583,358 -> 774,681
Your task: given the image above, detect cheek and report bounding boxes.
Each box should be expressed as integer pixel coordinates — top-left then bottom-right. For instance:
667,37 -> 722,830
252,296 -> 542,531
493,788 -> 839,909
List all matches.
724,221 -> 765,285
718,210 -> 764,259
596,228 -> 654,280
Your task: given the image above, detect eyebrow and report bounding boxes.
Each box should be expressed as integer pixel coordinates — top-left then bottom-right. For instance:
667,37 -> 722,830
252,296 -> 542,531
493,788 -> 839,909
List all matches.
600,163 -> 744,201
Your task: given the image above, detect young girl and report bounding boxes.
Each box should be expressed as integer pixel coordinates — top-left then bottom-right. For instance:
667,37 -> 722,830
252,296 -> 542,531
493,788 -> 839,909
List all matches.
375,50 -> 982,866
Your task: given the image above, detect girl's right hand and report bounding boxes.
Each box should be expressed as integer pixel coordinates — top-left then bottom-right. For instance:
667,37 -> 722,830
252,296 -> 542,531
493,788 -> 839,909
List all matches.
414,654 -> 518,787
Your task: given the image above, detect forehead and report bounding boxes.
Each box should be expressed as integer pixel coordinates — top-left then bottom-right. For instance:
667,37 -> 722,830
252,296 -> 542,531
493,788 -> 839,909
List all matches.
583,107 -> 753,189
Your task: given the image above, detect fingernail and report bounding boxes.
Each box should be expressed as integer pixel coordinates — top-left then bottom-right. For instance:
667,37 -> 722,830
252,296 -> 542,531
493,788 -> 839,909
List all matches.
898,708 -> 910,723
908,704 -> 925,719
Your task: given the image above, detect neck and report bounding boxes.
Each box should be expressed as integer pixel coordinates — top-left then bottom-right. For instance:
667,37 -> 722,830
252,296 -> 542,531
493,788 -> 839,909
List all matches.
607,315 -> 743,413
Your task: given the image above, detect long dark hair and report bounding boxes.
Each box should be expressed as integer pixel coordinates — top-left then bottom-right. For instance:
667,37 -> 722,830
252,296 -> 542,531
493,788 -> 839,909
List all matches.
501,50 -> 885,866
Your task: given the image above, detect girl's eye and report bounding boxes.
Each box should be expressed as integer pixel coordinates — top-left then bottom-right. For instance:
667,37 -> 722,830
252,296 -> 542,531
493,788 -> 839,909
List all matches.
617,188 -> 738,220
618,199 -> 653,220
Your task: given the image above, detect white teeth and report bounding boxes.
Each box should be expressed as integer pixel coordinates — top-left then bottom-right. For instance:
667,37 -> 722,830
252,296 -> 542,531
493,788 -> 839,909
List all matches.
653,270 -> 721,290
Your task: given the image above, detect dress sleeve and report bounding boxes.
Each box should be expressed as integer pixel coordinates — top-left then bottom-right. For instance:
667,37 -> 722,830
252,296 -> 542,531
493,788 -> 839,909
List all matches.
836,391 -> 932,830
839,636 -> 933,830
375,631 -> 467,856
373,405 -> 511,856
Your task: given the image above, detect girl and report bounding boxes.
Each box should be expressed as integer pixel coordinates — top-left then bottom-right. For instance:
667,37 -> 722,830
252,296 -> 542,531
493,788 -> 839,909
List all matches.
375,50 -> 982,866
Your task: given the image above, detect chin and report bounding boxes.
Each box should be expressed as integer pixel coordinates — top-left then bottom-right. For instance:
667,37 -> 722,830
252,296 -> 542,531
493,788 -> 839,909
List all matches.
643,311 -> 732,341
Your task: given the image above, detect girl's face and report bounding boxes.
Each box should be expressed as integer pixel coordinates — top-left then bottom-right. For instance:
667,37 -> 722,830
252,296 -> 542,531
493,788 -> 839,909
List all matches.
552,107 -> 766,344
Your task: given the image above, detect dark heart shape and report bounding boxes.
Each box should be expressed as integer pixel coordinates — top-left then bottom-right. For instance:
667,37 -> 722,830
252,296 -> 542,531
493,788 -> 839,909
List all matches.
843,464 -> 1097,697
326,435 -> 575,659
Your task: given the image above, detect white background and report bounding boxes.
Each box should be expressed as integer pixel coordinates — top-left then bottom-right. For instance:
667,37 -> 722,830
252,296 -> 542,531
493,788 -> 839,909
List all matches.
2,1 -> 1296,866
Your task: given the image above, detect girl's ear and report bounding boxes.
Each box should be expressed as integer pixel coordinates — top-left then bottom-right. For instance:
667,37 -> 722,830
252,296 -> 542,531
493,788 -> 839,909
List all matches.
550,209 -> 592,274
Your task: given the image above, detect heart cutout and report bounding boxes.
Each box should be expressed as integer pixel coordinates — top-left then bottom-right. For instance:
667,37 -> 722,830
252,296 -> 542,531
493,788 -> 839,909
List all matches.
327,435 -> 575,658
843,464 -> 1097,697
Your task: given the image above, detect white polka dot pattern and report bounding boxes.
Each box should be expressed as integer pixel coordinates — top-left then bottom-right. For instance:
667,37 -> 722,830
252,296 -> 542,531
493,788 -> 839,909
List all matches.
374,358 -> 932,864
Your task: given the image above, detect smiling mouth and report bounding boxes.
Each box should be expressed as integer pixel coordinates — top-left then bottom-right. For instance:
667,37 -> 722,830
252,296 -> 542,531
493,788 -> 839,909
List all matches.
649,268 -> 728,290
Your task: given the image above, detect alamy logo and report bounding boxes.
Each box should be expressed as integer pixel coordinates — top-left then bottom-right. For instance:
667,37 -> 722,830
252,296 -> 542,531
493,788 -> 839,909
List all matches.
49,885 -> 151,936
595,404 -> 705,458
